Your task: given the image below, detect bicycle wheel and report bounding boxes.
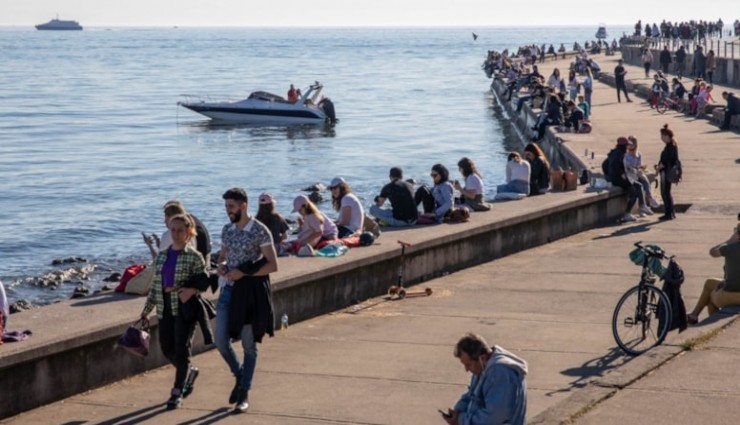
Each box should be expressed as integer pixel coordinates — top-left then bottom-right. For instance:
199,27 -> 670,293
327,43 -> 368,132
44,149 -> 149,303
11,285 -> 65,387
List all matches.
656,100 -> 667,114
612,285 -> 672,356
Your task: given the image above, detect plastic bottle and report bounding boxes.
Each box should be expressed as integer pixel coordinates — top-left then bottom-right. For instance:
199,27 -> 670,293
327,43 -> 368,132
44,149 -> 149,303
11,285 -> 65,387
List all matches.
280,313 -> 289,330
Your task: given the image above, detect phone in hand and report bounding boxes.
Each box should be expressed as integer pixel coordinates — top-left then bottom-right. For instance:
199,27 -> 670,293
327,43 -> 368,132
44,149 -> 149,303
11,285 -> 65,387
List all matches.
438,409 -> 451,419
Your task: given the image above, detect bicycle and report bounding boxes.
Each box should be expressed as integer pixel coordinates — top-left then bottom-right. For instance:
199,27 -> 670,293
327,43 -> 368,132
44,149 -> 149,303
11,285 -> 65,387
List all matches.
655,93 -> 684,115
612,242 -> 673,356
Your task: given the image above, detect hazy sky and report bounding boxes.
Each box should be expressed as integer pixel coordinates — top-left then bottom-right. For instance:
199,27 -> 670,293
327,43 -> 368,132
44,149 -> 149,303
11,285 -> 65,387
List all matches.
3,1 -> 738,27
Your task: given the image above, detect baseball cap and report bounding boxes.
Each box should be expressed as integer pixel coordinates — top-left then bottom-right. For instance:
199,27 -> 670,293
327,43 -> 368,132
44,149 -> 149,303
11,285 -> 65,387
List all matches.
617,137 -> 630,146
328,176 -> 346,189
258,192 -> 274,205
292,195 -> 309,213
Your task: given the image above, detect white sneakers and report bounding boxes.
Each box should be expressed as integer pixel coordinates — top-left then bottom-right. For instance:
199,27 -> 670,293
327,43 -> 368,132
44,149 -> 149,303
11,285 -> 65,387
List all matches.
639,205 -> 654,216
621,213 -> 636,222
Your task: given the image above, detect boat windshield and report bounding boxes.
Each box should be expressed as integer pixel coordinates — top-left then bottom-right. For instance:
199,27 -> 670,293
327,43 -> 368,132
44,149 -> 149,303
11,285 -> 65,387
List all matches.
247,91 -> 289,103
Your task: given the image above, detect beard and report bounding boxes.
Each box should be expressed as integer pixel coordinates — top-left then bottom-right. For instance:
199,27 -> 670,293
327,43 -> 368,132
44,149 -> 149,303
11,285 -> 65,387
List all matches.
229,209 -> 242,223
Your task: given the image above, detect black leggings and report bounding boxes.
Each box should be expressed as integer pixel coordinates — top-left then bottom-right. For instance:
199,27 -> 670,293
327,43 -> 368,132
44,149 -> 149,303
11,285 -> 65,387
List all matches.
660,172 -> 675,218
159,292 -> 196,390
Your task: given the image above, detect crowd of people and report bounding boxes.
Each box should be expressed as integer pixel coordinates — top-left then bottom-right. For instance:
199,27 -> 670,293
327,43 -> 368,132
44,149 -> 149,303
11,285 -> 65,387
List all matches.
633,19 -> 730,41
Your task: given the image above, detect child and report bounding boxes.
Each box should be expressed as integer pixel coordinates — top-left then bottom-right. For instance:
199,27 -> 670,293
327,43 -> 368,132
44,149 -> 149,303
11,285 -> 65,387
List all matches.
577,95 -> 590,120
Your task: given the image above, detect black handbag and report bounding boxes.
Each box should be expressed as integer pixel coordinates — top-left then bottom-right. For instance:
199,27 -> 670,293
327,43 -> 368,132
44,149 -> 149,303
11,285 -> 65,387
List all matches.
117,319 -> 150,357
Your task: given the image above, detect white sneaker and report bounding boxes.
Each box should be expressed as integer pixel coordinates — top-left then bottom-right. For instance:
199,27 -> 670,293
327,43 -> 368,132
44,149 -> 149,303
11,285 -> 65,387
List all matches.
639,205 -> 654,216
649,198 -> 660,209
621,213 -> 636,222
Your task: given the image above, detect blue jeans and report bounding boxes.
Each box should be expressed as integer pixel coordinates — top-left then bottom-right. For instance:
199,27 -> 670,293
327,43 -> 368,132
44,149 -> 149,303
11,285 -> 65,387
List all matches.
497,181 -> 529,195
215,285 -> 257,391
369,205 -> 415,227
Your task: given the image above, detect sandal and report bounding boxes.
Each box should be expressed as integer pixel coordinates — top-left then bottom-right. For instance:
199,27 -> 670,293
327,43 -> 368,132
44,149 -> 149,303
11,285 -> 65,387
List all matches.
687,314 -> 699,325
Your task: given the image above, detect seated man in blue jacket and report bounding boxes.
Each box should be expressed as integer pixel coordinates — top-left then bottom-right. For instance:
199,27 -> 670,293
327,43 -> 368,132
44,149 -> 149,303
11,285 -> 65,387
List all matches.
442,333 -> 528,425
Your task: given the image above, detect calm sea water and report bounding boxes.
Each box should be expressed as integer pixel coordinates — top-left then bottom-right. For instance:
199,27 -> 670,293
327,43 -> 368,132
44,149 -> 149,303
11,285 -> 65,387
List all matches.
0,25 -> 630,306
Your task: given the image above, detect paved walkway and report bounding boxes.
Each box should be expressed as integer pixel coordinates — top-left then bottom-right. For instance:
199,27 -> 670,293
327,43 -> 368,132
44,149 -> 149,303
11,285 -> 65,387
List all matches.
2,54 -> 739,425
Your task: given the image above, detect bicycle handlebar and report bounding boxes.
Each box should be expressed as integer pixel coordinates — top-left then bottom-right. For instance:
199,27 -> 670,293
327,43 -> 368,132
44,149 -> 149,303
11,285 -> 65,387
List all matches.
633,241 -> 667,259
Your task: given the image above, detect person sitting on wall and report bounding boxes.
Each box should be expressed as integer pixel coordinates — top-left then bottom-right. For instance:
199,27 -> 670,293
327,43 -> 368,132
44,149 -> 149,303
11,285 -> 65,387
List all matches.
370,167 -> 418,227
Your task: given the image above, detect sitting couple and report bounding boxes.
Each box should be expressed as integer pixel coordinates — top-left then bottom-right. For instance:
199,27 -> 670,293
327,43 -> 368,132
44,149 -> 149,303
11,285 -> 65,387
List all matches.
495,143 -> 551,200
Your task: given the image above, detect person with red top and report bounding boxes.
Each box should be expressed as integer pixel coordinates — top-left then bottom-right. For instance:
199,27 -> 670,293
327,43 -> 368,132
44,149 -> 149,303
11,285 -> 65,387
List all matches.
287,84 -> 298,102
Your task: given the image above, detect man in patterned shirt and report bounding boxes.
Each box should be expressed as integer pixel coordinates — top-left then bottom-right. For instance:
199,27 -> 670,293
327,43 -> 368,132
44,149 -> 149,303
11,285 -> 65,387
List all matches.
215,188 -> 278,414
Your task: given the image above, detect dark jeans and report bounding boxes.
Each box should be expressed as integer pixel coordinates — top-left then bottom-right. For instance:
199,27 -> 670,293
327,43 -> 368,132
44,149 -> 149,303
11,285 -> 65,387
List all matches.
660,172 -> 675,218
616,83 -> 631,102
159,292 -> 197,390
414,185 -> 436,213
616,180 -> 644,213
337,225 -> 354,238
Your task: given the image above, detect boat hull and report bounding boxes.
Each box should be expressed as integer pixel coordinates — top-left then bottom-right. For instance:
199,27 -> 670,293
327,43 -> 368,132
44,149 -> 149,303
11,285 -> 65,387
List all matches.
180,102 -> 328,125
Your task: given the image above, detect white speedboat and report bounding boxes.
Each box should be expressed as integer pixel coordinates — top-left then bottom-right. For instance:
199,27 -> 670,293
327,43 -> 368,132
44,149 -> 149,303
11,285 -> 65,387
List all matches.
36,17 -> 83,30
178,82 -> 337,125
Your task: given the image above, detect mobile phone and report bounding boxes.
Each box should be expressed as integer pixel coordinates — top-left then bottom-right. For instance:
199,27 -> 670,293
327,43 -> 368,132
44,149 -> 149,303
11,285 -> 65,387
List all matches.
438,409 -> 451,419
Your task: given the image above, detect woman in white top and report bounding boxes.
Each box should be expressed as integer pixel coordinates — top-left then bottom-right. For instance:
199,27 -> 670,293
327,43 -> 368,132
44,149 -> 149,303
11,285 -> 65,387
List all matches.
546,68 -> 562,92
453,157 -> 490,211
329,176 -> 364,238
496,152 -> 531,195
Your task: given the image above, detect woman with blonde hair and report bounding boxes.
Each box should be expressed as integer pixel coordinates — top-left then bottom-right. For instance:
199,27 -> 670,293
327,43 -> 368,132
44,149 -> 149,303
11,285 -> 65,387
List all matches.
289,195 -> 337,251
140,213 -> 208,410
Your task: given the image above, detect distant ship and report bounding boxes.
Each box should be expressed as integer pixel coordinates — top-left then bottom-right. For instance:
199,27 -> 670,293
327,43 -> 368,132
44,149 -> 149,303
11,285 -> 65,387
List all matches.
595,24 -> 608,39
35,17 -> 83,31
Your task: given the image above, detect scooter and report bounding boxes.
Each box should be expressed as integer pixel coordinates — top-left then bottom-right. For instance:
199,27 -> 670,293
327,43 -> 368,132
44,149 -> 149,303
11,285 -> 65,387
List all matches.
387,240 -> 433,299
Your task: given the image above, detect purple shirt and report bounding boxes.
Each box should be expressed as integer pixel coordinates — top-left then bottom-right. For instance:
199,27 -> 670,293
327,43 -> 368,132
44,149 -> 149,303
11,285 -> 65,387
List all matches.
161,248 -> 181,289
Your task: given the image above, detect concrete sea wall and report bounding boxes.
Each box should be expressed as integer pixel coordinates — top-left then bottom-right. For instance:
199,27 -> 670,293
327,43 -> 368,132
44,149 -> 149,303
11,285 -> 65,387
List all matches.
0,77 -> 628,420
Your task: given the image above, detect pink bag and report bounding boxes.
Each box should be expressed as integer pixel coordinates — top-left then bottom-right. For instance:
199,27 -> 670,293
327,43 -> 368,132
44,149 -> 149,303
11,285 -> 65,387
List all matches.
117,319 -> 150,357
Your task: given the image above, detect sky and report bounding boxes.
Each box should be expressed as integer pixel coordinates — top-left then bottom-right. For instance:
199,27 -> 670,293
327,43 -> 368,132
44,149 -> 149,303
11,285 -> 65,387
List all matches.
2,1 -> 738,27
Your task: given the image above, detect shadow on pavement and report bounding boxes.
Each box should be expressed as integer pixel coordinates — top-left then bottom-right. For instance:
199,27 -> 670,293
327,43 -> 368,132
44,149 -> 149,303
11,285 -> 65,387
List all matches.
94,403 -> 164,425
178,407 -> 233,425
546,346 -> 628,396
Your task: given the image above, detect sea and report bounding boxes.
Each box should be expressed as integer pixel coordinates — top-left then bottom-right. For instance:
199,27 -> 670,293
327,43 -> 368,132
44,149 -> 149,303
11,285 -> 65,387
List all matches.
0,25 -> 632,307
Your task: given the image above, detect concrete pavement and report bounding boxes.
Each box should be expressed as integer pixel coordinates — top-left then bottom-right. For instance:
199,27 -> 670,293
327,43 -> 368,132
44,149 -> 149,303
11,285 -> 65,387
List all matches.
2,53 -> 739,425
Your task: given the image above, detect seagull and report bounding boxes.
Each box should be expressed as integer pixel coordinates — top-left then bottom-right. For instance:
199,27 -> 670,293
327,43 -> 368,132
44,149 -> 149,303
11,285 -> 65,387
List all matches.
472,32 -> 478,41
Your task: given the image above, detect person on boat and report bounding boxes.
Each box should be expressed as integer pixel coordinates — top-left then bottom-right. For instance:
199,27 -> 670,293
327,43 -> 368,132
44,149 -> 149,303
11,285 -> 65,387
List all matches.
287,84 -> 298,103
329,177 -> 364,238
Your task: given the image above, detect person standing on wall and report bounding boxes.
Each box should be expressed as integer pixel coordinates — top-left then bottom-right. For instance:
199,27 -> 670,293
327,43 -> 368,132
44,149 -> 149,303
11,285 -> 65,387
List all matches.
215,188 -> 278,414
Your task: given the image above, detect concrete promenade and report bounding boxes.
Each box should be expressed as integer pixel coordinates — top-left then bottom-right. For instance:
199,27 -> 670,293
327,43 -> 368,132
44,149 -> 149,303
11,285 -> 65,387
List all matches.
2,54 -> 739,424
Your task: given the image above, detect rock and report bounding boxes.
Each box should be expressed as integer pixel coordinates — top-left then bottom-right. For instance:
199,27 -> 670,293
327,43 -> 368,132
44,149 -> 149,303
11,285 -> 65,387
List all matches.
308,191 -> 323,204
71,284 -> 90,299
26,264 -> 96,288
10,299 -> 34,313
51,256 -> 87,265
302,183 -> 326,192
103,272 -> 121,282
101,284 -> 116,291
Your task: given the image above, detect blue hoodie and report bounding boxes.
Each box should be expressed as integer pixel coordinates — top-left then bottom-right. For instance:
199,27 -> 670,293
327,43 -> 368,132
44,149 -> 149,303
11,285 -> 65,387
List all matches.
454,345 -> 528,425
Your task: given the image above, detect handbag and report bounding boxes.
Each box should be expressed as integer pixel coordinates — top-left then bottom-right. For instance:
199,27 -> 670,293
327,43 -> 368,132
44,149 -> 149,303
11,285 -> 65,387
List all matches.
117,319 -> 150,357
125,265 -> 155,295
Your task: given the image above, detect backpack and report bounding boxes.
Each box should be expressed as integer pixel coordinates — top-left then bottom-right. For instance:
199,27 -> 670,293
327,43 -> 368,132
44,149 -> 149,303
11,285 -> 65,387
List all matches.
666,159 -> 683,184
602,148 -> 620,182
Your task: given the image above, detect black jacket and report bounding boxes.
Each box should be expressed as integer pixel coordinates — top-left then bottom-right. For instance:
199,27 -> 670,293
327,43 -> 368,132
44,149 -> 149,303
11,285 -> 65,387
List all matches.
228,257 -> 275,343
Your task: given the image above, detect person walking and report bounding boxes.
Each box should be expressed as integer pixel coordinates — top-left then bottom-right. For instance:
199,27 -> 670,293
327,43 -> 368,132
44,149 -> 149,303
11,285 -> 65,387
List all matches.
614,59 -> 632,103
641,48 -> 653,78
659,45 -> 672,75
441,333 -> 528,425
655,125 -> 680,221
215,188 -> 278,413
140,214 -> 209,410
674,45 -> 687,80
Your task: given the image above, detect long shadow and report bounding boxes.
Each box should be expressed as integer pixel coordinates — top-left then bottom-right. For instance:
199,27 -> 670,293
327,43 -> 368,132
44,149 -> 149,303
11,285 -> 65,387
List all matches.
591,221 -> 656,240
71,292 -> 137,307
178,407 -> 232,425
92,403 -> 164,425
546,346 -> 629,396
